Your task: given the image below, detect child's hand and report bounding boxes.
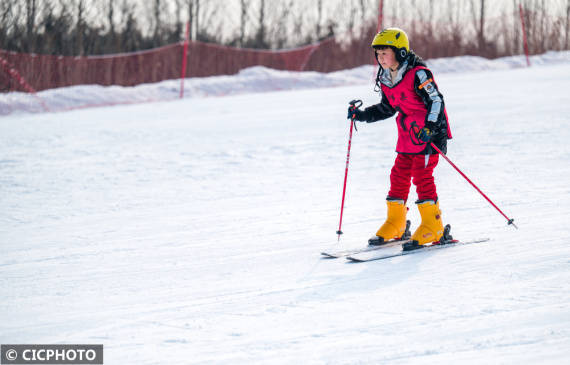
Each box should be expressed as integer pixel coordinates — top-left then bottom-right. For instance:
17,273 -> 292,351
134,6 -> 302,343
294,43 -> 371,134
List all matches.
347,105 -> 370,122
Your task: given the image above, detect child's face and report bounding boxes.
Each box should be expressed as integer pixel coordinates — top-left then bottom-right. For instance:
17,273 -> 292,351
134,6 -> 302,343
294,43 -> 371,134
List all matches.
376,48 -> 399,70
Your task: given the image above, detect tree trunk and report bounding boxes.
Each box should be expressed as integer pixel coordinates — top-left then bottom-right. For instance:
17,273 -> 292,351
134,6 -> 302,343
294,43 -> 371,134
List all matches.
186,0 -> 193,40
195,0 -> 200,40
107,0 -> 115,51
76,0 -> 85,56
479,0 -> 485,54
316,0 -> 322,39
153,0 -> 161,46
256,0 -> 266,47
26,0 -> 37,52
566,0 -> 570,49
240,0 -> 248,46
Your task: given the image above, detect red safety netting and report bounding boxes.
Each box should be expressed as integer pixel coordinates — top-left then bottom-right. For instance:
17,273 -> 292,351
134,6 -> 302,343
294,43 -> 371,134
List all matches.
1,34 -> 375,93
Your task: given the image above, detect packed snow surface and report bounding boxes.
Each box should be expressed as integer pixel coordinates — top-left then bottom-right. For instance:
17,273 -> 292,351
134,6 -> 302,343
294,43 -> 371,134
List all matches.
1,52 -> 570,364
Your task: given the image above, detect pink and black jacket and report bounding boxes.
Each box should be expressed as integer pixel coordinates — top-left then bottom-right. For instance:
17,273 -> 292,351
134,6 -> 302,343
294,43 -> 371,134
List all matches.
364,52 -> 452,155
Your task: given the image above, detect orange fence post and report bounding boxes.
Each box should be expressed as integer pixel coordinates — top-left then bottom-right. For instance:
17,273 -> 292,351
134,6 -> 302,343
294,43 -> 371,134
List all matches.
180,21 -> 190,98
518,4 -> 531,67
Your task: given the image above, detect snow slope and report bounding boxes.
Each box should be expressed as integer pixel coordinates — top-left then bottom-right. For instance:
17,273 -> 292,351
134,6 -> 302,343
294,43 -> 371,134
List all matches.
1,56 -> 570,364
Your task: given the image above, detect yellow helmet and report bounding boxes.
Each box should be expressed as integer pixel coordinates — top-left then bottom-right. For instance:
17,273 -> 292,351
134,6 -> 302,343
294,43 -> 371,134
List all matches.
371,27 -> 409,62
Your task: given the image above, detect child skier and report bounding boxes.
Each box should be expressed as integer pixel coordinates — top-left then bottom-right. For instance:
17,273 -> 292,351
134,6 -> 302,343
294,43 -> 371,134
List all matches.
348,28 -> 452,249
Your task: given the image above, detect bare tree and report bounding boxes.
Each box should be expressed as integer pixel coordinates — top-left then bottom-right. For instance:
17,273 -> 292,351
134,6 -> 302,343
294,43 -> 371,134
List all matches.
359,0 -> 366,24
428,0 -> 435,42
479,0 -> 485,52
102,0 -> 115,52
267,0 -> 294,48
0,0 -> 13,44
346,0 -> 356,37
195,1 -> 222,42
185,0 -> 193,40
540,0 -> 546,51
291,5 -> 305,46
239,0 -> 250,46
512,0 -> 520,54
25,0 -> 38,52
442,0 -> 466,57
153,0 -> 161,46
2,0 -> 569,58
172,0 -> 183,42
316,0 -> 323,39
74,0 -> 87,55
564,0 -> 570,49
195,0 -> 200,40
184,0 -> 219,43
468,0 -> 487,55
107,0 -> 114,36
119,0 -> 141,52
253,0 -> 267,48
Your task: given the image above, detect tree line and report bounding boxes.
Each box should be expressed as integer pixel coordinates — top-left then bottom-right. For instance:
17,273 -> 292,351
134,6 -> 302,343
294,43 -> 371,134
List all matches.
1,0 -> 569,58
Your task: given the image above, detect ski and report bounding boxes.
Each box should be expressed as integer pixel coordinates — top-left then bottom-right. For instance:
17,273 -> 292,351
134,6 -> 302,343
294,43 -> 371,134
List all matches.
346,237 -> 490,262
321,238 -> 411,258
321,220 -> 412,258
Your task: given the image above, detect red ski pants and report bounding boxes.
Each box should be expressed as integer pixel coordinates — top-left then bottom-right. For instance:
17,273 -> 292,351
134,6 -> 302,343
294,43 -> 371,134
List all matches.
388,153 -> 439,202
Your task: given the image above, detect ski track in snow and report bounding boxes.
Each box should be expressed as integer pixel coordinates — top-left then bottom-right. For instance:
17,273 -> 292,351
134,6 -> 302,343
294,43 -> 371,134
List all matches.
1,59 -> 570,364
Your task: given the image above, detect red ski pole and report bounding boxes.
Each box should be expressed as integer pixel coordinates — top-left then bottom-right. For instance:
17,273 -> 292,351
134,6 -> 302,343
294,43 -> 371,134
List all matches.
337,100 -> 362,240
429,142 -> 517,228
411,122 -> 517,229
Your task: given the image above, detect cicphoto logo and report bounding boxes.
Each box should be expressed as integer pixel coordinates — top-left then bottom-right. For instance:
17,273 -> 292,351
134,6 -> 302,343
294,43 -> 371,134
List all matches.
1,345 -> 103,364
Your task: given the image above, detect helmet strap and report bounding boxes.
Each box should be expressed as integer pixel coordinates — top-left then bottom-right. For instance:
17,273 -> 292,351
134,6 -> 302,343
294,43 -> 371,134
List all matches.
373,67 -> 382,92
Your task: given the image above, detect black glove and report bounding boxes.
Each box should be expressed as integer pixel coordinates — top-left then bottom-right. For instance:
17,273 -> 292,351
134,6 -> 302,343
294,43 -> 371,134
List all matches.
347,105 -> 370,122
417,127 -> 432,142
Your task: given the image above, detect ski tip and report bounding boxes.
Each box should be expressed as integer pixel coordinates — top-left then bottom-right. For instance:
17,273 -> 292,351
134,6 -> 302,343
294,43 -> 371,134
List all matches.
346,256 -> 366,263
321,252 -> 337,258
473,238 -> 491,243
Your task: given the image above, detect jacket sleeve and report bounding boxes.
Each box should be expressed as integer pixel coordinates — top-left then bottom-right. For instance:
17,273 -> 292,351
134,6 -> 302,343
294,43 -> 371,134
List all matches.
414,68 -> 448,137
363,92 -> 396,123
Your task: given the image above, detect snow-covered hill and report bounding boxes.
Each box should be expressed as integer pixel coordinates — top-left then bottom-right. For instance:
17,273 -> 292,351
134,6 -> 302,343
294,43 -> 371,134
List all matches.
2,51 -> 569,115
1,53 -> 570,364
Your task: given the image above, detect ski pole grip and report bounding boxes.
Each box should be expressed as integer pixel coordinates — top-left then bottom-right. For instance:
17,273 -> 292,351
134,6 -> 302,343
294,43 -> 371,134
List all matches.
349,99 -> 363,109
348,99 -> 363,131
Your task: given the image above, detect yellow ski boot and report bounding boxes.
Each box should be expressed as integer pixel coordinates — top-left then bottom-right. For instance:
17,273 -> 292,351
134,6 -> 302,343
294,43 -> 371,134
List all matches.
369,199 -> 410,246
404,200 -> 445,250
